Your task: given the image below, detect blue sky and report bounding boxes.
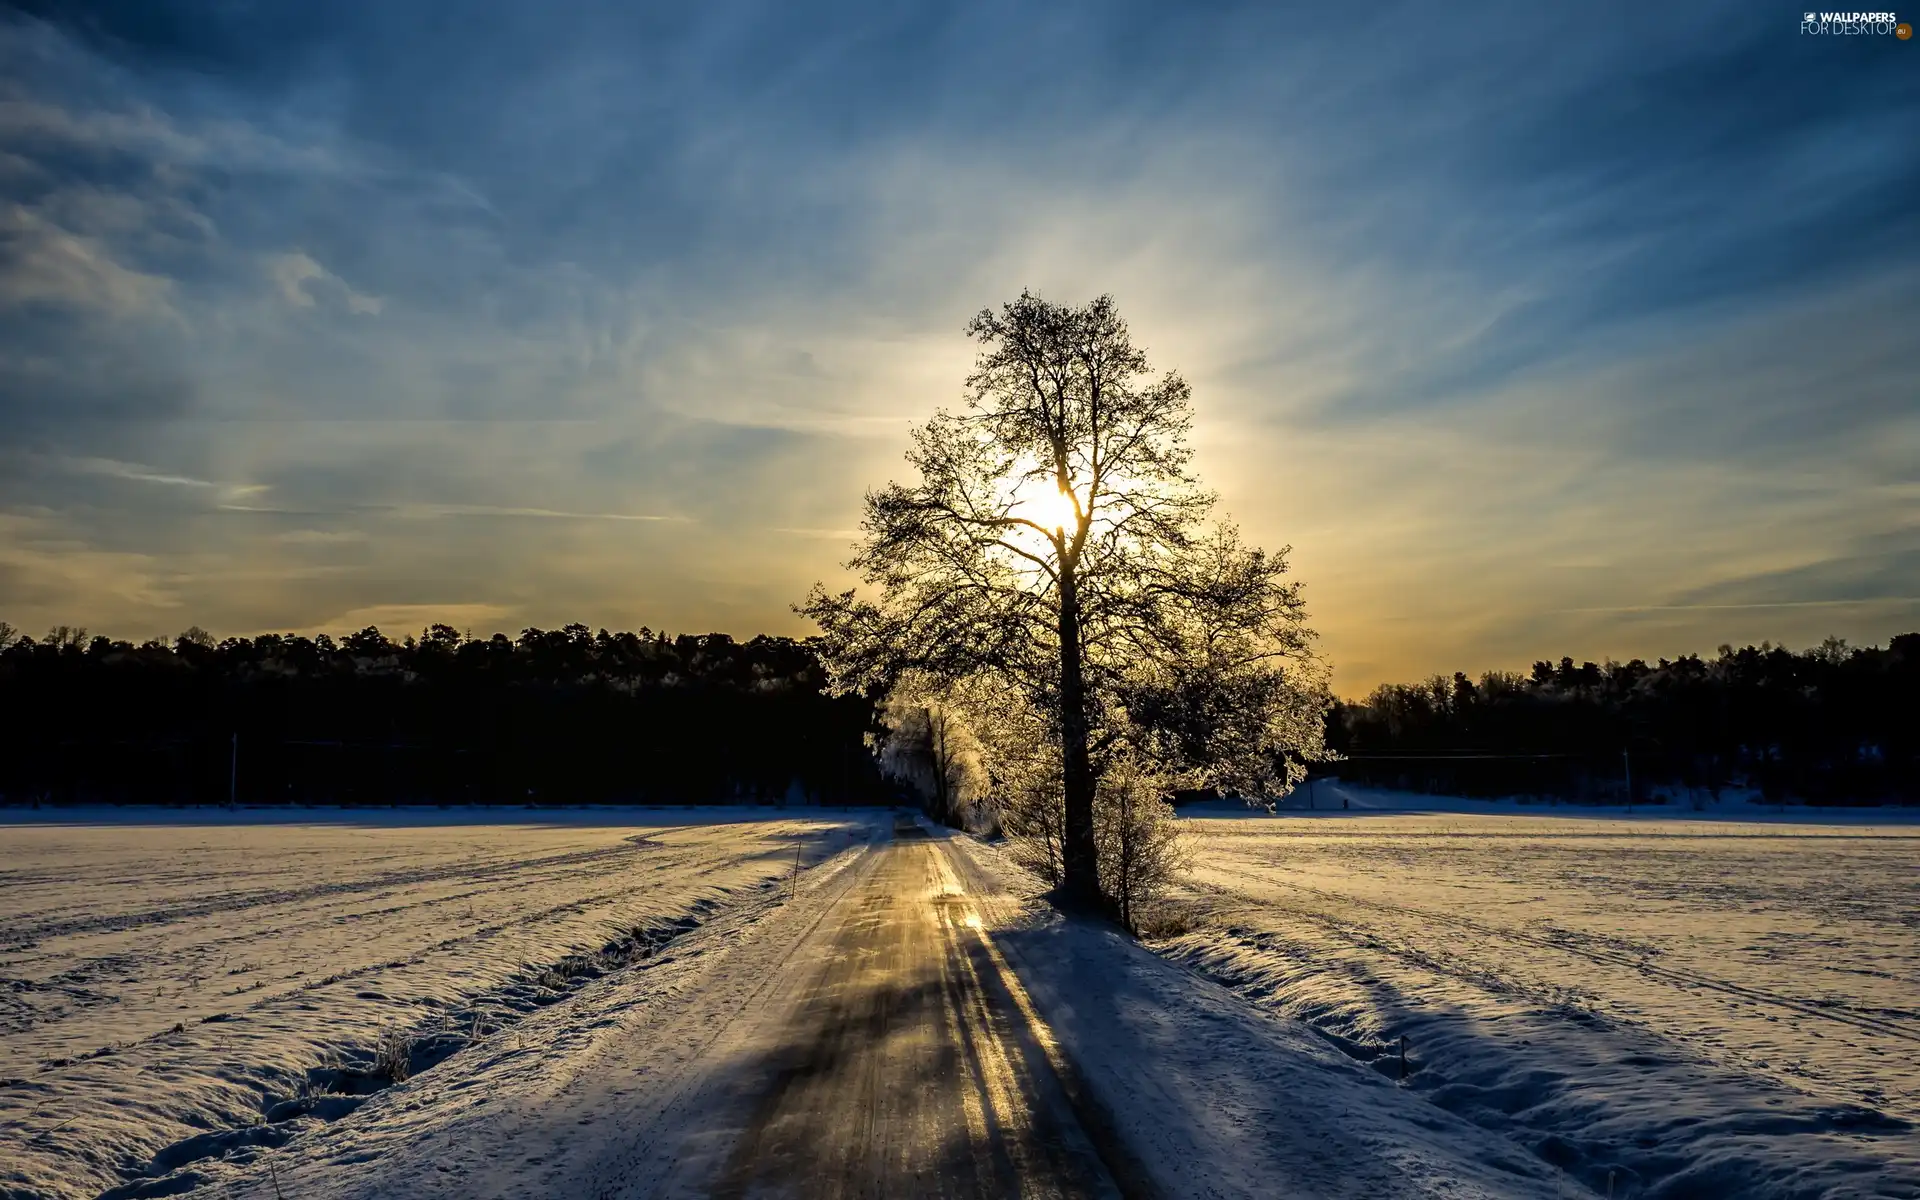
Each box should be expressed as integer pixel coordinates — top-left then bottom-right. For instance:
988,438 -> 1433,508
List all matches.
0,0 -> 1914,692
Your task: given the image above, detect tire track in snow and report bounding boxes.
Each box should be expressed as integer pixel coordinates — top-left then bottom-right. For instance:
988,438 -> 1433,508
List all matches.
4,842 -> 662,944
11,843 -> 758,1057
1196,861 -> 1920,1046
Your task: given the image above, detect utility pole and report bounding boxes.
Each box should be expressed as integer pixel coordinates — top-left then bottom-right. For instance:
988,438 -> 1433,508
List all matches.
1622,748 -> 1632,812
229,733 -> 238,808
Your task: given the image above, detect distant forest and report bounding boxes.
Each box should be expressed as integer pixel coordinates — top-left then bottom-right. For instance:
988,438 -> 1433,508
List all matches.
1326,634 -> 1920,806
4,623 -> 1915,808
0,623 -> 885,806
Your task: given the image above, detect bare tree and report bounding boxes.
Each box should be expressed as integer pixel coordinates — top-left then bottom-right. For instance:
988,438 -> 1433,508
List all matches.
801,291 -> 1328,910
876,681 -> 983,828
922,703 -> 977,827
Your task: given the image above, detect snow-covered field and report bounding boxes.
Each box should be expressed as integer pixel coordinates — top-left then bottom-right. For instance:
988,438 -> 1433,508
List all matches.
9,798 -> 1920,1200
127,820 -> 1594,1200
1160,785 -> 1920,1197
0,807 -> 882,1200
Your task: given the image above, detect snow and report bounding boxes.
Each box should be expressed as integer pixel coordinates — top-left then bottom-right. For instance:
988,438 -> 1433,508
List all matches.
211,823 -> 1593,1200
0,806 -> 884,1200
117,819 -> 899,1199
10,800 -> 1918,1199
1222,779 -> 1920,824
1156,794 -> 1920,1197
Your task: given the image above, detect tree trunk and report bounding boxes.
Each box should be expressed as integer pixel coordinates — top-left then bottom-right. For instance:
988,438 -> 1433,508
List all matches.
1057,569 -> 1101,905
927,706 -> 950,825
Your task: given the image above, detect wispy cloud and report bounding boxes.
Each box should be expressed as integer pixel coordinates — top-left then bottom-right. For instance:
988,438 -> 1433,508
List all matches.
70,457 -> 265,499
1555,600 -> 1920,614
0,205 -> 174,317
213,501 -> 688,522
398,504 -> 688,522
265,252 -> 383,315
770,527 -> 861,540
0,1 -> 1911,685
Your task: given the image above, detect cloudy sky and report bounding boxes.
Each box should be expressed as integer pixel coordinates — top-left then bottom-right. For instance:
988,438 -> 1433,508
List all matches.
1,1 -> 1914,693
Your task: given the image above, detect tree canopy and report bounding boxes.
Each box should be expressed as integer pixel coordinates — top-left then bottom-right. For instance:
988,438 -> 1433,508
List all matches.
801,292 -> 1329,906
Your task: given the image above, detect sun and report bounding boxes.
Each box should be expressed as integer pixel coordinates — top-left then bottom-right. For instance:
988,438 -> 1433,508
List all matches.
1009,474 -> 1081,535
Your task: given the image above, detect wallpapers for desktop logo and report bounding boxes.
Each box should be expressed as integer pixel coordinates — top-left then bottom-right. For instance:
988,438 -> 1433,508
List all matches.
1800,10 -> 1910,34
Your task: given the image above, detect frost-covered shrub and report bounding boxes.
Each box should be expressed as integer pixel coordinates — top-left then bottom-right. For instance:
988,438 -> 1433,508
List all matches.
372,1029 -> 413,1083
1093,758 -> 1192,932
983,718 -> 1189,931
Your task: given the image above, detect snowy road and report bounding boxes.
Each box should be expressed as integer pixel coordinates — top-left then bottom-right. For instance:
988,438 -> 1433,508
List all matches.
696,827 -> 1119,1199
215,820 -> 1575,1200
301,821 -> 1132,1199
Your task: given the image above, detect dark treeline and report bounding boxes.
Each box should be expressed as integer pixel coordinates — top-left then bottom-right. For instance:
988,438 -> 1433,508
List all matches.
1326,634 -> 1920,806
0,622 -> 886,806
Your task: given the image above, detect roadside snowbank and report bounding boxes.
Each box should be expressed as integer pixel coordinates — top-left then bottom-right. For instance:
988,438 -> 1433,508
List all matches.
947,832 -> 1590,1199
